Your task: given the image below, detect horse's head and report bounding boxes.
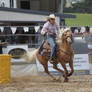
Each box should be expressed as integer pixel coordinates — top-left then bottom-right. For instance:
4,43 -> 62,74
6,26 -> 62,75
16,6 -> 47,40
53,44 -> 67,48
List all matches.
59,28 -> 73,45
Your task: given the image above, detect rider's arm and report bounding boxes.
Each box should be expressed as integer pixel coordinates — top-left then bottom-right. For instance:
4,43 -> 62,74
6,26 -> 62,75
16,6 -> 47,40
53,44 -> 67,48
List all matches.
82,32 -> 86,39
41,22 -> 49,35
55,23 -> 60,38
55,23 -> 60,35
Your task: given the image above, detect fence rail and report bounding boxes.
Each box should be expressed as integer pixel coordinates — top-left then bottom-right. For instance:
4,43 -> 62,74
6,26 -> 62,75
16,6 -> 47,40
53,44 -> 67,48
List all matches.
0,26 -> 92,47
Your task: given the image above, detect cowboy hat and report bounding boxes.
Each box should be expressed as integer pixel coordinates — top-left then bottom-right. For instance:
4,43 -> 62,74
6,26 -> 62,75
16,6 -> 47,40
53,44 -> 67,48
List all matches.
47,14 -> 56,20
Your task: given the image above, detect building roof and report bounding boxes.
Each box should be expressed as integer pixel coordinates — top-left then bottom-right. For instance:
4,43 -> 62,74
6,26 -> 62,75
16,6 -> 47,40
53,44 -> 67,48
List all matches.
0,7 -> 76,18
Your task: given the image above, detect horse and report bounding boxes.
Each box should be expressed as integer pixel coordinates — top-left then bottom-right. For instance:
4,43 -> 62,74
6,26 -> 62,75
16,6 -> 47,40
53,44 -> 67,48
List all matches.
23,28 -> 74,82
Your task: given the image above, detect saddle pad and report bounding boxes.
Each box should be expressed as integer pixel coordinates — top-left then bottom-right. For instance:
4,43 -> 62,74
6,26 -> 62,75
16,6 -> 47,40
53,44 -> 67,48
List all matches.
43,41 -> 51,50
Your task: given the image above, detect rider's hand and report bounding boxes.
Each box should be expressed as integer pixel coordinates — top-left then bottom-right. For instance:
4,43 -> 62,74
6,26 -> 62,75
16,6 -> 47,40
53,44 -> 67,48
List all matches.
45,30 -> 48,33
49,33 -> 56,36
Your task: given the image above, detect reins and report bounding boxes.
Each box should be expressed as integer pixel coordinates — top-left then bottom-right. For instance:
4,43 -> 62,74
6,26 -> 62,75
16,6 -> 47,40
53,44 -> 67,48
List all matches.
61,48 -> 72,56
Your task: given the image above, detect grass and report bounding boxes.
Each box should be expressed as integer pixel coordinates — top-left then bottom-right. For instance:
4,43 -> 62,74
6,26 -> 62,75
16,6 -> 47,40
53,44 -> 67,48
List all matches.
65,13 -> 92,26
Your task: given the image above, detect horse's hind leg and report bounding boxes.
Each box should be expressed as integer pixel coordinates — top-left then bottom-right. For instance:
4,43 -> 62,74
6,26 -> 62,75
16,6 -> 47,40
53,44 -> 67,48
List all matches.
53,63 -> 66,81
43,63 -> 56,80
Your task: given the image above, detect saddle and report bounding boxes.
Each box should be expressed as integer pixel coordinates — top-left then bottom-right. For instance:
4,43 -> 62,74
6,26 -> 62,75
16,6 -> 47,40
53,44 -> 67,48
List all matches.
40,40 -> 58,62
42,41 -> 51,55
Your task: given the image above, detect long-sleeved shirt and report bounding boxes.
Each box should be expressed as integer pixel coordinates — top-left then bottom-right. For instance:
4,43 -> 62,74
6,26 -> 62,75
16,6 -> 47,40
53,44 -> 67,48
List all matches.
41,21 -> 59,36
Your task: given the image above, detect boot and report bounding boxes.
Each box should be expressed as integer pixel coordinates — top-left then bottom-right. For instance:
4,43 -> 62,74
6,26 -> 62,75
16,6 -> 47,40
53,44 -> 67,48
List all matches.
49,58 -> 54,64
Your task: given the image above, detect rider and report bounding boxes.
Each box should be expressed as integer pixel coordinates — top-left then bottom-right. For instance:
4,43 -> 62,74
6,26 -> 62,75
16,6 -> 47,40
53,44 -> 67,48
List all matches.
39,14 -> 59,63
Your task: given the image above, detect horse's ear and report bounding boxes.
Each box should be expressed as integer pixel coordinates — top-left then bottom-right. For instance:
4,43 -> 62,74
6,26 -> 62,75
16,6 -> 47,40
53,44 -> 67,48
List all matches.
61,33 -> 65,41
58,33 -> 62,39
60,28 -> 64,33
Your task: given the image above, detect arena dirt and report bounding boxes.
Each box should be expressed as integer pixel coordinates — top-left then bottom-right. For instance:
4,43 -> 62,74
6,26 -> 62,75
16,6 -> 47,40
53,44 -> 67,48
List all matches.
0,75 -> 92,92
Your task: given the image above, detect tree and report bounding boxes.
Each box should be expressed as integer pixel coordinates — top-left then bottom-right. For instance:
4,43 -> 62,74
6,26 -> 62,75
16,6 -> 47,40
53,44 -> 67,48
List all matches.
83,0 -> 92,13
63,0 -> 92,13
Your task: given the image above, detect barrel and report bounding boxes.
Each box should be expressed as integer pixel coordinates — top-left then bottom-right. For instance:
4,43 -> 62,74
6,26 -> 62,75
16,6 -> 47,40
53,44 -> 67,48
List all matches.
0,55 -> 11,83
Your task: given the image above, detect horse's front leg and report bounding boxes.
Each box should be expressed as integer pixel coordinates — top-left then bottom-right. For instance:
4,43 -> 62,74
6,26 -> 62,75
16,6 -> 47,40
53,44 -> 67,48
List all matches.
67,53 -> 74,76
42,63 -> 56,81
68,59 -> 74,77
60,62 -> 69,82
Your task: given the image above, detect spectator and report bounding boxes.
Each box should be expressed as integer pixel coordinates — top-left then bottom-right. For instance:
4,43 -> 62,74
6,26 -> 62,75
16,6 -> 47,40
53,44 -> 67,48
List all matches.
29,27 -> 35,46
80,27 -> 85,34
90,27 -> 92,34
71,27 -> 76,34
0,29 -> 6,54
3,27 -> 12,44
83,26 -> 92,53
15,27 -> 25,44
74,27 -> 79,35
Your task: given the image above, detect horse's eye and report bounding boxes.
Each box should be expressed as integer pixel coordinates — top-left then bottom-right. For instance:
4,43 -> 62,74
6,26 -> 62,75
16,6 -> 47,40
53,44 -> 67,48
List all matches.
64,34 -> 66,36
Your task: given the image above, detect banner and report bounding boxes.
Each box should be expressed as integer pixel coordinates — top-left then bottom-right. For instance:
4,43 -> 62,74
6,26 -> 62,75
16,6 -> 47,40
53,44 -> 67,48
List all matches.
24,27 -> 29,32
0,27 -> 4,32
34,26 -> 40,32
11,27 -> 16,34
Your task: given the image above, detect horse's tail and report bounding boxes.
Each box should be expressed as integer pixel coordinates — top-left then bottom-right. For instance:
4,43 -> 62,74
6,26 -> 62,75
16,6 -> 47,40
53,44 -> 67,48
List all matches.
22,48 -> 39,63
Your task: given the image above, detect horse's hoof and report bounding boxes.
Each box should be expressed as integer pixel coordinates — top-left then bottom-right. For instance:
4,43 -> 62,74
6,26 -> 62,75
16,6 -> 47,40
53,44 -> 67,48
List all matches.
56,79 -> 61,82
63,74 -> 66,78
52,78 -> 57,81
53,78 -> 57,81
64,78 -> 69,82
57,76 -> 61,81
67,73 -> 72,77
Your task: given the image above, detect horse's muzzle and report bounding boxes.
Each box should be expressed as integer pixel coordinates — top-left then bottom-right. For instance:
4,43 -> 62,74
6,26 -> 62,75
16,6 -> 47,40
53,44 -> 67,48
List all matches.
67,38 -> 72,45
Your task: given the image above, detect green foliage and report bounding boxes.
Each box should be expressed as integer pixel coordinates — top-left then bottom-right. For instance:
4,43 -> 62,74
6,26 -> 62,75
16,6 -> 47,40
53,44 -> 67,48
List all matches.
65,13 -> 92,26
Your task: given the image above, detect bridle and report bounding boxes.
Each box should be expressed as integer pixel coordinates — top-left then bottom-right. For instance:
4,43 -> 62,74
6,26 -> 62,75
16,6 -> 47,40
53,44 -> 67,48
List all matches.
63,31 -> 73,44
60,48 -> 72,60
59,31 -> 73,58
63,32 -> 72,40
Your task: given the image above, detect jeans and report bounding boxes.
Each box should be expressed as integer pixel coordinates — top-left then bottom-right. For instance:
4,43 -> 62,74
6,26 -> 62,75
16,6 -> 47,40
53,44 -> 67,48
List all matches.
47,35 -> 56,58
39,35 -> 56,59
39,35 -> 47,54
39,40 -> 45,54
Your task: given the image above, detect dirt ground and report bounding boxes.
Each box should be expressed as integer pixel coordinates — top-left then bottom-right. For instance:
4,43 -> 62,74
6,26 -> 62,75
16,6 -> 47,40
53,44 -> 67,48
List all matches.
0,75 -> 92,92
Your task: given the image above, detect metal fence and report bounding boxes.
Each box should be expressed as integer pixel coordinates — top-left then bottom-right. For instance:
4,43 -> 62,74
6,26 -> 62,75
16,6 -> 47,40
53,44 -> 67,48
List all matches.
0,26 -> 92,48
0,34 -> 43,48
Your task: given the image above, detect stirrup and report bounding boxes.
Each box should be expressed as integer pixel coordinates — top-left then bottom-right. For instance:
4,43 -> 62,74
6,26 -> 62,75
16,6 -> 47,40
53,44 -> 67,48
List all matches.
39,51 -> 43,55
49,58 -> 54,63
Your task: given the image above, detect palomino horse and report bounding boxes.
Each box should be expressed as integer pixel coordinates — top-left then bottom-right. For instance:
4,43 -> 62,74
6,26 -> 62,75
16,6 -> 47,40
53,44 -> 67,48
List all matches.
24,28 -> 74,82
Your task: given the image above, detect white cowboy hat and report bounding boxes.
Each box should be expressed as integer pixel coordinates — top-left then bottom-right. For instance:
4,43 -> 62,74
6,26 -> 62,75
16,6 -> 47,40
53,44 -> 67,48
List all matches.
49,14 -> 55,19
47,14 -> 56,20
